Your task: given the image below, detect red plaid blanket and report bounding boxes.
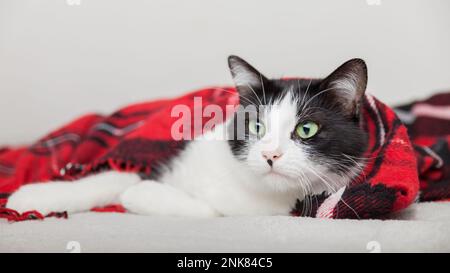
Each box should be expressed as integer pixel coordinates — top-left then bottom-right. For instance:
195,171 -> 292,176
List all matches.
0,87 -> 449,221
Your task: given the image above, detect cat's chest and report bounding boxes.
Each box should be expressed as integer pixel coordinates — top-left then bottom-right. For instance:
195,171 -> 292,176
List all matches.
159,139 -> 296,216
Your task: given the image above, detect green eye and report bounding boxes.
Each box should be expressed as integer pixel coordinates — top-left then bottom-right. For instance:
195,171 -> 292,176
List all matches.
296,121 -> 319,139
248,120 -> 266,137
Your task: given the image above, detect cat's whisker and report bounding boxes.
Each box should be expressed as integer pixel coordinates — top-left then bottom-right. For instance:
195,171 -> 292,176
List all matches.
324,155 -> 369,184
325,153 -> 369,168
297,107 -> 327,120
295,172 -> 307,216
299,170 -> 314,217
305,165 -> 361,219
340,155 -> 367,175
276,166 -> 317,217
341,153 -> 382,160
304,165 -> 337,194
301,87 -> 340,112
295,173 -> 309,216
338,164 -> 364,183
303,169 -> 318,217
341,155 -> 367,167
327,155 -> 366,171
296,79 -> 302,95
246,83 -> 264,107
324,159 -> 366,183
299,79 -> 312,112
260,73 -> 267,106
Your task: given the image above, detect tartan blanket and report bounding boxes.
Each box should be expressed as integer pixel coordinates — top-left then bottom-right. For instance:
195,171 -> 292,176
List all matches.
0,87 -> 449,221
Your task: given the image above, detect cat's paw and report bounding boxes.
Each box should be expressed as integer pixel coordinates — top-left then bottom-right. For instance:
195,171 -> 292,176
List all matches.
6,171 -> 141,215
6,184 -> 65,215
120,182 -> 220,217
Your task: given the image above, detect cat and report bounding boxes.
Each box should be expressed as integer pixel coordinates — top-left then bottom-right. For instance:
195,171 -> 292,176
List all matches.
6,56 -> 368,217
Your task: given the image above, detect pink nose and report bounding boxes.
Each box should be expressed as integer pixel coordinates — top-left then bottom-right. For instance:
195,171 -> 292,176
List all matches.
261,150 -> 283,163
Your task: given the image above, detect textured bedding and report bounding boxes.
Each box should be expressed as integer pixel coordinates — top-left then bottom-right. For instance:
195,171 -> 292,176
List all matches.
0,90 -> 449,253
1,202 -> 449,252
1,88 -> 449,221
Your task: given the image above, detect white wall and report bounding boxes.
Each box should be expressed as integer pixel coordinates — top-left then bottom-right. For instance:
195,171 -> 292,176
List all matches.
1,0 -> 450,144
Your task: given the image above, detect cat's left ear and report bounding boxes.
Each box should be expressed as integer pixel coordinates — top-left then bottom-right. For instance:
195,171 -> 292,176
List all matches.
320,58 -> 368,117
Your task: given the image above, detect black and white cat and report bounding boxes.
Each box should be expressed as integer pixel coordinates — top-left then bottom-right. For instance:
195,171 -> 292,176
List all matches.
6,56 -> 368,217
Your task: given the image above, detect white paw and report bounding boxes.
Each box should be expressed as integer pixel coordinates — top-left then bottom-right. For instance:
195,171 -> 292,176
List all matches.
6,171 -> 142,215
6,184 -> 65,215
120,182 -> 220,217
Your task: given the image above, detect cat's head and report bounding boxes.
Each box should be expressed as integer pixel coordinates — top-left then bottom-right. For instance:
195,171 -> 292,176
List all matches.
227,55 -> 368,194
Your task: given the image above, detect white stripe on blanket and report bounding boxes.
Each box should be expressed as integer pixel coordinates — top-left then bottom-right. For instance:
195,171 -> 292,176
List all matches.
412,104 -> 450,120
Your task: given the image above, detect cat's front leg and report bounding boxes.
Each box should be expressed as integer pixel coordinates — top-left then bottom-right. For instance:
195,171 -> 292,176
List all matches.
6,171 -> 141,215
120,181 -> 221,217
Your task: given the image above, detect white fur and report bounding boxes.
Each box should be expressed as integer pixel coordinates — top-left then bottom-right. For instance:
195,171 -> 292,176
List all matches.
7,91 -> 355,217
151,123 -> 301,216
120,181 -> 220,217
6,172 -> 140,215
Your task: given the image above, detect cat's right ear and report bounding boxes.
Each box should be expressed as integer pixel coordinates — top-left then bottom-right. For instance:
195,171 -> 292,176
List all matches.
228,55 -> 269,104
319,58 -> 368,118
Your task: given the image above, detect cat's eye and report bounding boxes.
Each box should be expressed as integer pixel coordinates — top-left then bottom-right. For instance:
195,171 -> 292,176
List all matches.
296,121 -> 319,139
248,120 -> 266,137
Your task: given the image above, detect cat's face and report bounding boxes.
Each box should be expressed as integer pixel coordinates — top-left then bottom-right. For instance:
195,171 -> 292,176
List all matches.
227,56 -> 368,194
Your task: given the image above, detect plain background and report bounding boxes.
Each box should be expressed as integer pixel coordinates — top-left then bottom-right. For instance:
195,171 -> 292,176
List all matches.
1,0 -> 449,144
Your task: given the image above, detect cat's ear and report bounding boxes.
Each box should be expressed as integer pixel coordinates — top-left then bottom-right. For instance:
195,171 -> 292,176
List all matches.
228,55 -> 269,104
320,58 -> 368,117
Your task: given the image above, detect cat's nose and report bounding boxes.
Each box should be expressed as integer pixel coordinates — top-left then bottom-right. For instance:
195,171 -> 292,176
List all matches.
261,150 -> 283,167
